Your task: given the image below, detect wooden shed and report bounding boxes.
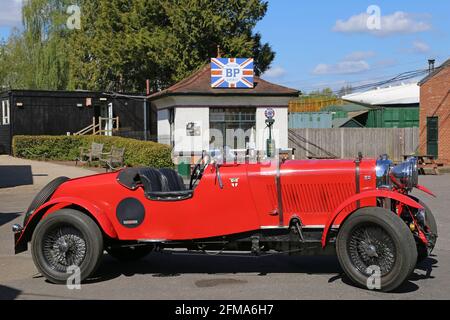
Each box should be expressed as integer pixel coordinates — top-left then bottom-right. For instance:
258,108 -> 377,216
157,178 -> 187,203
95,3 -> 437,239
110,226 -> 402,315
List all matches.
0,90 -> 156,154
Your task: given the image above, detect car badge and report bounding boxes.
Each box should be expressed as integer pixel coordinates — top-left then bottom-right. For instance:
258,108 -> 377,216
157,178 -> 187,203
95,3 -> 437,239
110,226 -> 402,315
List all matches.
230,178 -> 239,187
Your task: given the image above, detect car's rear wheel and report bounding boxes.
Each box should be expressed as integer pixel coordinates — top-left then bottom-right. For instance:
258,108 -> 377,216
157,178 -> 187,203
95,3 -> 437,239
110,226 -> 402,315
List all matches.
336,207 -> 417,292
107,246 -> 153,262
31,209 -> 103,284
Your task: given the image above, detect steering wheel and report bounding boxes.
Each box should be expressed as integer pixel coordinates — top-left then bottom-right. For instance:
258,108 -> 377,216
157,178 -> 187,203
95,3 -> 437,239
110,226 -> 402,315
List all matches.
189,155 -> 210,189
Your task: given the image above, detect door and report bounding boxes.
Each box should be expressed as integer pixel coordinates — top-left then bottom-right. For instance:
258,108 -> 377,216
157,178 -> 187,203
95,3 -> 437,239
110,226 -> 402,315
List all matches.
0,99 -> 11,154
100,102 -> 113,136
427,117 -> 438,157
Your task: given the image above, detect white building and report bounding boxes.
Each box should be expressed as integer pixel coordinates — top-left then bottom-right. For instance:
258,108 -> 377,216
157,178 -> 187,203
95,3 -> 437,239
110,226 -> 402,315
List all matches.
148,64 -> 299,163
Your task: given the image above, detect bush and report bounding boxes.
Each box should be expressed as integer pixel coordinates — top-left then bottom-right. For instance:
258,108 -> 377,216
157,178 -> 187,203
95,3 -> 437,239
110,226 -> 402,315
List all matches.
12,135 -> 174,168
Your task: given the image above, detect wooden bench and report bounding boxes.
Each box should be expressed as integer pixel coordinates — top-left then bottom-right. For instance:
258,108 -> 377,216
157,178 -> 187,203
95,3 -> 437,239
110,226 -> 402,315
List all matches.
402,154 -> 444,175
76,142 -> 104,166
100,146 -> 125,172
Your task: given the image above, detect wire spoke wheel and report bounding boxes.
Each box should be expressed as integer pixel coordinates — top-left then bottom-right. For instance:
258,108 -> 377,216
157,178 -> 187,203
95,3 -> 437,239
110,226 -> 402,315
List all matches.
348,224 -> 396,276
42,224 -> 87,273
32,209 -> 104,284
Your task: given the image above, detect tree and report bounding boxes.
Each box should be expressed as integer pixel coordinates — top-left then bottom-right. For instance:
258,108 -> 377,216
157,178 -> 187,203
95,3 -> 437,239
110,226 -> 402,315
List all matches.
17,0 -> 72,89
1,0 -> 275,92
0,31 -> 31,89
310,87 -> 335,97
68,0 -> 275,92
68,0 -> 174,92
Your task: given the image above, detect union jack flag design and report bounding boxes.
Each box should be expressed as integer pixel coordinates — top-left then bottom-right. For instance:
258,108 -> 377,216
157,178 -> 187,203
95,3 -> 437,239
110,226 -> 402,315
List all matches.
211,58 -> 254,88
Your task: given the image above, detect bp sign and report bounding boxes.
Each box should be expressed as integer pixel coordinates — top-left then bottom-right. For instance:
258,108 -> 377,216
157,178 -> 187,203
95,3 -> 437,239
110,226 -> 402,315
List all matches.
211,58 -> 254,88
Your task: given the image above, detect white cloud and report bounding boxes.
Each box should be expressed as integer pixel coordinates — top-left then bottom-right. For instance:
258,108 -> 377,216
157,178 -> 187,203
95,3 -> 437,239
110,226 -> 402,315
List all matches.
344,51 -> 376,61
262,66 -> 287,79
312,52 -> 371,76
374,58 -> 397,68
412,40 -> 430,53
313,61 -> 370,75
0,0 -> 23,28
333,11 -> 432,36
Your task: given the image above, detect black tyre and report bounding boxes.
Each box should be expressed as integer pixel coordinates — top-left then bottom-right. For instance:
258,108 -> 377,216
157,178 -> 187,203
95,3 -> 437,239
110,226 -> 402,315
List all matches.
24,177 -> 69,224
107,246 -> 152,262
31,209 -> 104,284
416,200 -> 438,263
336,207 -> 417,292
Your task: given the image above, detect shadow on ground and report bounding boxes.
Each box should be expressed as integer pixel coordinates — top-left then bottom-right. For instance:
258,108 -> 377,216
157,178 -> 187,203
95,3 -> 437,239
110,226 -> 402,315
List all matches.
0,212 -> 21,227
80,251 -> 438,293
83,252 -> 341,285
0,285 -> 22,300
328,256 -> 439,294
0,165 -> 33,188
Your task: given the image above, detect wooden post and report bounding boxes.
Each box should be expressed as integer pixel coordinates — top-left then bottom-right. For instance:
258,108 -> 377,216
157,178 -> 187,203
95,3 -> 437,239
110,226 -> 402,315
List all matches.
305,129 -> 309,159
92,117 -> 96,135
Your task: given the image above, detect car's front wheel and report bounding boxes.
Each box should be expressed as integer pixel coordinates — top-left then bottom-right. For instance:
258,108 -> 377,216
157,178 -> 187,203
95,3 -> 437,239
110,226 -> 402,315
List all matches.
31,209 -> 104,284
415,200 -> 438,263
336,207 -> 417,292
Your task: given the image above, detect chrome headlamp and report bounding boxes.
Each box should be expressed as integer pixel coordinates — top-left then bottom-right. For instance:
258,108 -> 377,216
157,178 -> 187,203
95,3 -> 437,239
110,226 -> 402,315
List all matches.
376,154 -> 393,188
390,157 -> 419,191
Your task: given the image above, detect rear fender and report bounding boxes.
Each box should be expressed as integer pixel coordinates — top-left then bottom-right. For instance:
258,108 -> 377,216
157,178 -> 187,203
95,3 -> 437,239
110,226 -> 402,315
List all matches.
16,196 -> 118,248
321,190 -> 424,247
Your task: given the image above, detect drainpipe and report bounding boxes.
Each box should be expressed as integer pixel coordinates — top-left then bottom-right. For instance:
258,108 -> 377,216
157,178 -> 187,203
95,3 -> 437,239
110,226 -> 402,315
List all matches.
144,100 -> 148,141
144,79 -> 150,141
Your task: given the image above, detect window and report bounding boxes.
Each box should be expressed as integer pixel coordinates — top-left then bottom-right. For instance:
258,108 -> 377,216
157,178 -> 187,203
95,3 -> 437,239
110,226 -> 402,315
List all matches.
209,108 -> 256,150
1,100 -> 10,125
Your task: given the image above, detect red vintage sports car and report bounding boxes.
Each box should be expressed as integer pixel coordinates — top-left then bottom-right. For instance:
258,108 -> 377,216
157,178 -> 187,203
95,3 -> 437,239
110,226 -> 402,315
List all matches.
12,153 -> 437,292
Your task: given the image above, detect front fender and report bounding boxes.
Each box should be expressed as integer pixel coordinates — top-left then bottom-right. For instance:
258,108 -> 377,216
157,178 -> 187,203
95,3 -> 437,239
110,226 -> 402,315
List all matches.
15,196 -> 118,252
321,190 -> 424,247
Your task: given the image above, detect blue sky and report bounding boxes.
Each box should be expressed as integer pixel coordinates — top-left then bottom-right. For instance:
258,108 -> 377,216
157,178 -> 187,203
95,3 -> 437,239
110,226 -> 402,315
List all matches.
1,0 -> 449,93
256,0 -> 450,92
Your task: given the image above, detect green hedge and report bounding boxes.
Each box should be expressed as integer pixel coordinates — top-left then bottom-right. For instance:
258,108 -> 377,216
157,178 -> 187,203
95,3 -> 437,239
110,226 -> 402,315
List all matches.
12,135 -> 174,168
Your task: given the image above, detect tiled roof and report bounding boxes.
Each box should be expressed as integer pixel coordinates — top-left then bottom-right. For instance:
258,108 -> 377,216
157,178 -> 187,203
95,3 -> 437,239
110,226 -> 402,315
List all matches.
148,64 -> 299,100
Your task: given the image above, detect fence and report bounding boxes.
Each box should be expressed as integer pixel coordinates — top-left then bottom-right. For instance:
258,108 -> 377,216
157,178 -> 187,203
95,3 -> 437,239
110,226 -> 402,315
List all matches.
289,97 -> 345,113
288,112 -> 333,129
289,128 -> 419,162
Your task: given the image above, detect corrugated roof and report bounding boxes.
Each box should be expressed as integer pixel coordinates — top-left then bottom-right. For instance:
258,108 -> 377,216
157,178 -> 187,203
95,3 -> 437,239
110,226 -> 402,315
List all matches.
342,83 -> 419,106
148,64 -> 299,100
332,117 -> 364,128
323,103 -> 370,112
348,110 -> 370,118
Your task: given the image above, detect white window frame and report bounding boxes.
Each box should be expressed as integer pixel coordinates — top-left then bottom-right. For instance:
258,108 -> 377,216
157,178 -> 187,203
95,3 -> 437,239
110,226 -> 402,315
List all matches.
1,100 -> 10,125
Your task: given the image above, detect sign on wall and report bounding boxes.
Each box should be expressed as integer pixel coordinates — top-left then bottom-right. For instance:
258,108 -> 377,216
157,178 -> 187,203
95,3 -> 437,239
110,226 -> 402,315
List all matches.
186,122 -> 201,136
211,58 -> 254,88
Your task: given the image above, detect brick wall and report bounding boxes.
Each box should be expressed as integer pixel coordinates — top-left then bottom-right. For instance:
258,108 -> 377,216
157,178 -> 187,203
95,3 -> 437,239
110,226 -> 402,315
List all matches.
419,66 -> 450,164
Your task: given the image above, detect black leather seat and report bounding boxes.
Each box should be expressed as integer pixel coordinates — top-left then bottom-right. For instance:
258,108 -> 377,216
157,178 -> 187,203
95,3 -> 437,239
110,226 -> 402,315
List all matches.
159,168 -> 186,192
138,168 -> 165,192
117,167 -> 192,201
